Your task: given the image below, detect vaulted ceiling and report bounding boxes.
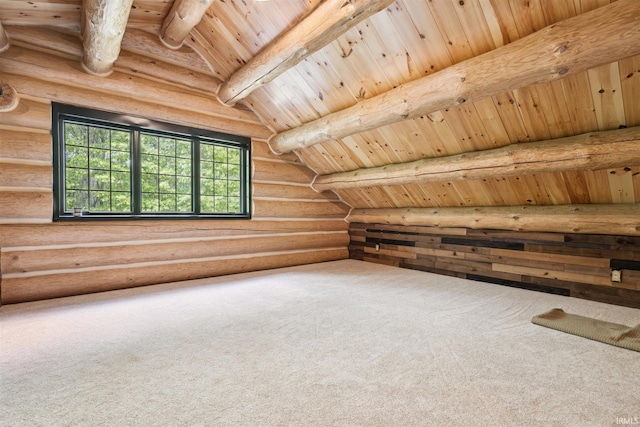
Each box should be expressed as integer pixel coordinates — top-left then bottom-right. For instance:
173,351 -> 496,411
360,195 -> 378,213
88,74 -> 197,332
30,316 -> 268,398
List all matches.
1,0 -> 639,212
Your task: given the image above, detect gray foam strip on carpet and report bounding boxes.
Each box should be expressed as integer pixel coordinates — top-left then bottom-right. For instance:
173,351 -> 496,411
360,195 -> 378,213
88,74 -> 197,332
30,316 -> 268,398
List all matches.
532,308 -> 640,352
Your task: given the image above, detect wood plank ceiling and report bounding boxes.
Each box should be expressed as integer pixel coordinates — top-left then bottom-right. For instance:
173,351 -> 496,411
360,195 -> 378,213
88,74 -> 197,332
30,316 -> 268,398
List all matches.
1,0 -> 639,212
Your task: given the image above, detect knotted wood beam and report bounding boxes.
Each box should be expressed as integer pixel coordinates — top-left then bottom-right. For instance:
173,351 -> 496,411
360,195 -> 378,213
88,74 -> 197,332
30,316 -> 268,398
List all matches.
270,0 -> 640,154
217,0 -> 394,106
159,0 -> 213,50
0,82 -> 19,112
80,0 -> 134,76
0,22 -> 9,53
348,204 -> 640,236
313,127 -> 640,191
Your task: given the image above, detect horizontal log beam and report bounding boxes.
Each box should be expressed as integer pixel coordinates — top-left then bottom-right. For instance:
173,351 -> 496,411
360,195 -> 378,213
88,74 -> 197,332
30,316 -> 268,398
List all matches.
123,28 -> 214,74
313,127 -> 640,191
217,0 -> 393,106
5,26 -> 221,93
270,0 -> 640,153
0,21 -> 9,53
0,46 -> 264,128
1,247 -> 348,303
80,0 -> 134,76
4,73 -> 271,139
348,204 -> 640,236
160,0 -> 213,49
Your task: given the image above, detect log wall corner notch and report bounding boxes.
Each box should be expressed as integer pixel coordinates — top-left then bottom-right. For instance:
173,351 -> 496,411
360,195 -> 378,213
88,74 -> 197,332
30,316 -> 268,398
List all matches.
0,82 -> 20,113
81,0 -> 135,77
159,0 -> 213,50
0,21 -> 10,53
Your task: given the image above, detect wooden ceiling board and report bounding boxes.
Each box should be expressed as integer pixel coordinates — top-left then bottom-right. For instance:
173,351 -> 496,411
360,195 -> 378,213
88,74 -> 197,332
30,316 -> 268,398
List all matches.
2,0 -> 637,216
587,62 -> 626,130
385,0 -> 453,75
491,92 -> 532,143
619,54 -> 640,127
558,72 -> 600,134
0,0 -> 80,29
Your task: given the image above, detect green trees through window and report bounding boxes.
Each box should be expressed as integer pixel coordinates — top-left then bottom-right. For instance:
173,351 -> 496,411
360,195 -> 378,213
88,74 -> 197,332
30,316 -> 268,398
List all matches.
53,103 -> 250,220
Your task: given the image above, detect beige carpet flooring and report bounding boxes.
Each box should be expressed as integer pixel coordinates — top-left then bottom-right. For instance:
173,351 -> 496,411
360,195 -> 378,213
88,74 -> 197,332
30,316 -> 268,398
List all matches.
1,259 -> 639,426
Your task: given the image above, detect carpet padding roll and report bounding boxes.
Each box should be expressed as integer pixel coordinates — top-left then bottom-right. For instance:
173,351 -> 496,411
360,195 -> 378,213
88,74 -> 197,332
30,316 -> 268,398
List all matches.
532,308 -> 640,352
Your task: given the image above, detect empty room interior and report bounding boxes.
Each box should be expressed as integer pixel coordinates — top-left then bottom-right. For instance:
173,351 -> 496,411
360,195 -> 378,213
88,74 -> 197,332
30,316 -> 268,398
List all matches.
0,0 -> 639,425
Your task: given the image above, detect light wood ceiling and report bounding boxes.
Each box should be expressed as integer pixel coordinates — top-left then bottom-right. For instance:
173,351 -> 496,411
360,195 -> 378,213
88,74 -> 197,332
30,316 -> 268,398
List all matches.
1,0 -> 639,211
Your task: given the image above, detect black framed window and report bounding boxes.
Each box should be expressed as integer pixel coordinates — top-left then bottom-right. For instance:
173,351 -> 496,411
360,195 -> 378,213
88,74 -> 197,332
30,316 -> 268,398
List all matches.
53,103 -> 251,220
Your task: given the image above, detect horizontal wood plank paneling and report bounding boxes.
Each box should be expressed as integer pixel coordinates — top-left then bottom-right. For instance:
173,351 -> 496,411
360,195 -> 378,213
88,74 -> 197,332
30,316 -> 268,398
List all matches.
349,222 -> 640,308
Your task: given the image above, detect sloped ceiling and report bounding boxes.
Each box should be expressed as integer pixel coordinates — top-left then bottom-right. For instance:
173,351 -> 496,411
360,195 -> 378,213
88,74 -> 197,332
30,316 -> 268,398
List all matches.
2,0 -> 639,211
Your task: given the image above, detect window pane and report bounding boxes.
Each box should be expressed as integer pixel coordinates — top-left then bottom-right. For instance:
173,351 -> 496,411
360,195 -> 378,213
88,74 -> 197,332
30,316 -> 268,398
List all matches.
177,195 -> 192,212
200,178 -> 214,196
66,146 -> 88,168
159,156 -> 175,175
201,196 -> 214,212
159,193 -> 176,211
177,176 -> 191,194
142,173 -> 159,193
55,105 -> 249,219
111,171 -> 130,192
228,198 -> 240,213
200,161 -> 213,179
159,176 -> 176,193
214,163 -> 228,180
176,140 -> 191,158
89,170 -> 110,191
142,193 -> 159,211
228,180 -> 240,198
228,164 -> 240,179
112,192 -> 131,212
89,127 -> 110,149
66,190 -> 89,211
90,191 -> 111,211
141,154 -> 159,174
228,148 -> 240,165
214,180 -> 227,196
66,168 -> 89,191
176,158 -> 191,177
111,130 -> 130,151
62,120 -> 132,214
89,149 -> 110,170
65,123 -> 87,147
159,137 -> 175,156
141,134 -> 158,154
201,144 -> 213,161
111,151 -> 130,171
214,197 -> 228,212
214,146 -> 228,163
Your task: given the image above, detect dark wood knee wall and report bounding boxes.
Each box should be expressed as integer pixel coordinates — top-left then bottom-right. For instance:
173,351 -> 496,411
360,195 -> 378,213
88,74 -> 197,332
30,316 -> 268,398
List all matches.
348,222 -> 640,309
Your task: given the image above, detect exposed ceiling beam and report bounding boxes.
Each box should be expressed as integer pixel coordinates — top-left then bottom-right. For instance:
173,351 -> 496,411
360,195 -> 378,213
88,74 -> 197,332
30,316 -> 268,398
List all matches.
0,22 -> 9,53
348,204 -> 640,236
313,127 -> 640,191
5,26 -> 221,94
270,0 -> 640,154
216,0 -> 394,106
0,46 -> 267,137
160,0 -> 213,50
80,0 -> 134,76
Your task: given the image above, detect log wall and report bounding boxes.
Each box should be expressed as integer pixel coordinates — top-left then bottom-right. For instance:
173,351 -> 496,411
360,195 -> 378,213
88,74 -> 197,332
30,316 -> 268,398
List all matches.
349,222 -> 640,308
0,69 -> 349,304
